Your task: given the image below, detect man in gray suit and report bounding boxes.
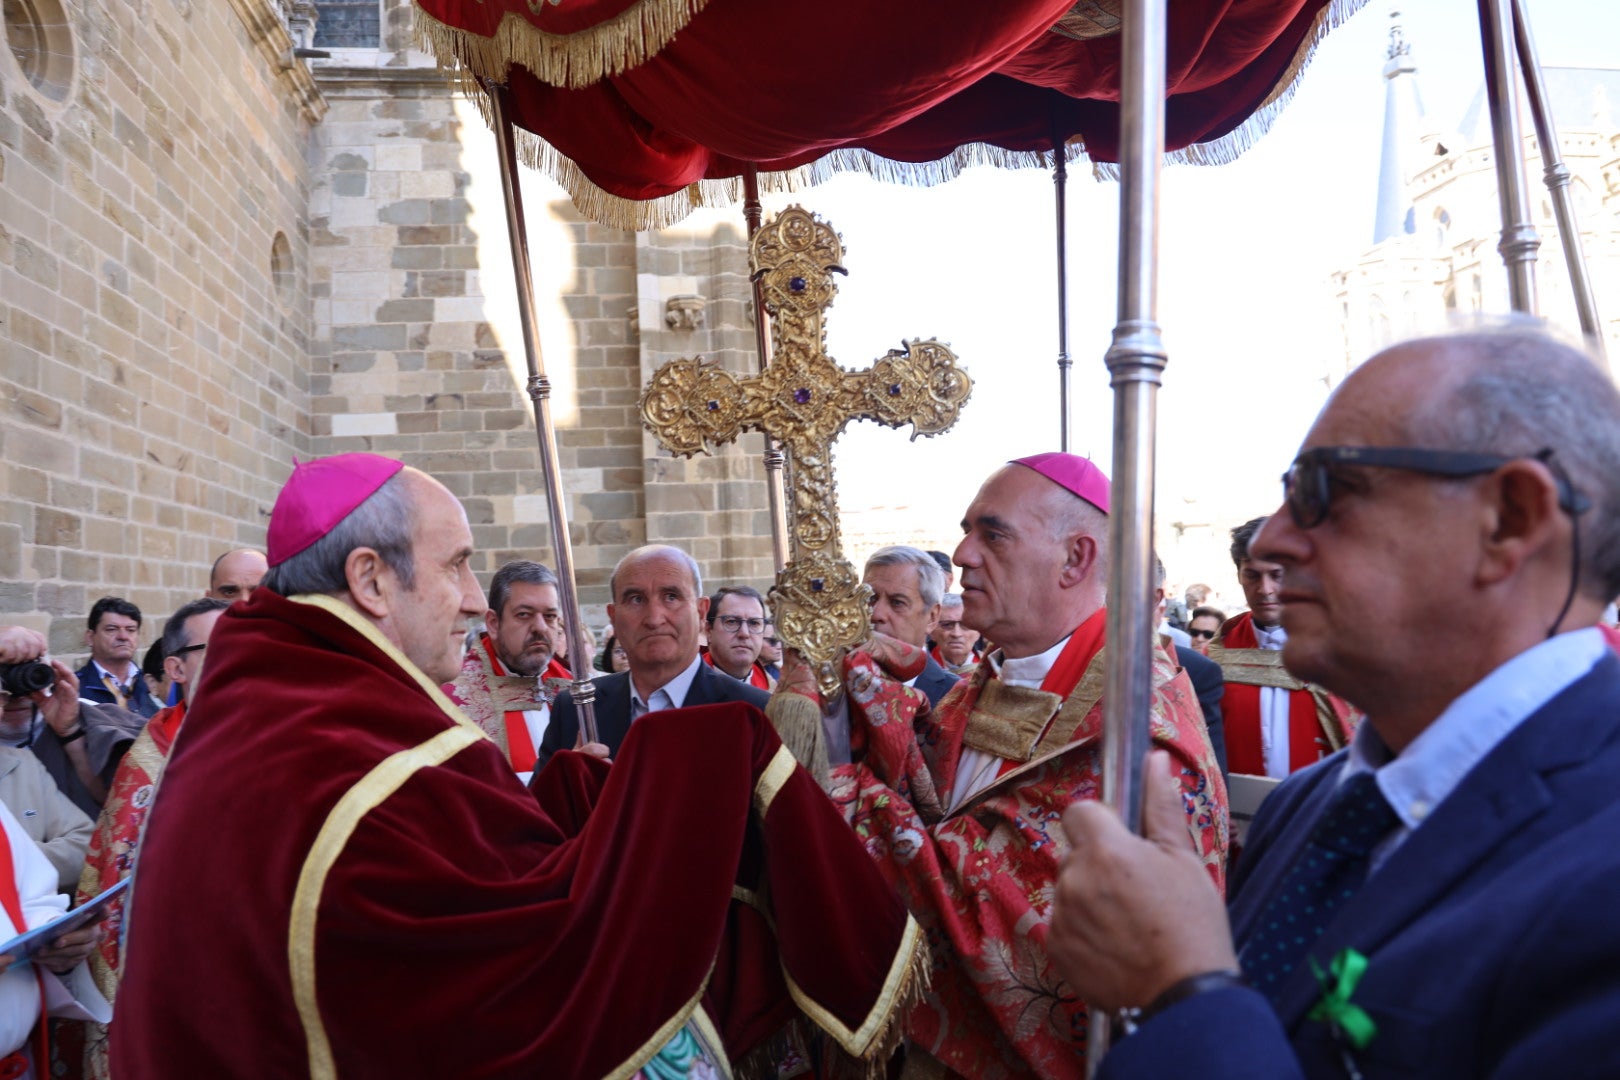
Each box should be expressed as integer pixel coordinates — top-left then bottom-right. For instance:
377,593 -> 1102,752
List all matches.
864,545 -> 960,707
536,545 -> 770,770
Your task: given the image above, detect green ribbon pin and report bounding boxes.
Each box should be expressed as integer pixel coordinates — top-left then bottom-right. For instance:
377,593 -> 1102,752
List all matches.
1307,948 -> 1378,1050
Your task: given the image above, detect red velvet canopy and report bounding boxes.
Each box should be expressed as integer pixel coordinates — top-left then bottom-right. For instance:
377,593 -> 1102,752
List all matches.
414,0 -> 1363,228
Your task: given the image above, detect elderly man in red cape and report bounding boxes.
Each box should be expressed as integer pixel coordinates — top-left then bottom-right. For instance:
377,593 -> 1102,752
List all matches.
769,453 -> 1228,1079
111,454 -> 925,1078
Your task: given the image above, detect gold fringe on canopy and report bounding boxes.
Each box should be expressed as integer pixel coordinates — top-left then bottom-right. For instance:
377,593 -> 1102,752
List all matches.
502,116 -> 1077,232
427,0 -> 1369,231
1098,0 -> 1372,177
414,0 -> 709,90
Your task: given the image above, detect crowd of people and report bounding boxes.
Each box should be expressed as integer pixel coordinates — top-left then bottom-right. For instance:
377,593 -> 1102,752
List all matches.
2,322 -> 1620,1076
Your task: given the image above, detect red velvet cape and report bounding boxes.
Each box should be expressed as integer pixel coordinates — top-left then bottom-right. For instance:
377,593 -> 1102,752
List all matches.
111,589 -> 921,1077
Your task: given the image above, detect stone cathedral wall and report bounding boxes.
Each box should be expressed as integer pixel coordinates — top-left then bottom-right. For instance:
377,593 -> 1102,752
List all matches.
3,0 -> 780,660
1,0 -> 320,655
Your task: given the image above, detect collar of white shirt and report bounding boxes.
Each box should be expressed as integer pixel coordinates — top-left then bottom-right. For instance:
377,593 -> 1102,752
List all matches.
1252,621 -> 1287,651
1346,626 -> 1606,839
994,633 -> 1072,690
630,653 -> 704,716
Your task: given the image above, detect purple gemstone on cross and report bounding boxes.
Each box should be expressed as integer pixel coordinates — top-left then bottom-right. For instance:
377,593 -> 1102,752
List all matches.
887,383 -> 902,396
810,578 -> 825,592
789,276 -> 807,292
706,399 -> 720,411
793,388 -> 812,404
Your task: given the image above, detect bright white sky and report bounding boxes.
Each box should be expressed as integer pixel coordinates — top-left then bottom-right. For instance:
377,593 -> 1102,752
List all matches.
732,0 -> 1619,580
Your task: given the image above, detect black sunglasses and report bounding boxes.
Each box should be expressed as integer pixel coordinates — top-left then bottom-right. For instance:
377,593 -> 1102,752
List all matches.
1282,446 -> 1589,529
1187,628 -> 1216,640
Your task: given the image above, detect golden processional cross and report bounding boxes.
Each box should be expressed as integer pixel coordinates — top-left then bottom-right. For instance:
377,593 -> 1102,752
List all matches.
640,206 -> 973,693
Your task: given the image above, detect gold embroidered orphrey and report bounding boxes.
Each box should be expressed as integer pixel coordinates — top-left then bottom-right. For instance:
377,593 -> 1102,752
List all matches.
640,206 -> 973,694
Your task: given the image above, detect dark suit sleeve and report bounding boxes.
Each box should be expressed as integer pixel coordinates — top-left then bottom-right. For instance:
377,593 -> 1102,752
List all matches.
1098,986 -> 1304,1080
1489,859 -> 1620,1077
916,657 -> 961,709
1175,646 -> 1227,781
535,691 -> 579,773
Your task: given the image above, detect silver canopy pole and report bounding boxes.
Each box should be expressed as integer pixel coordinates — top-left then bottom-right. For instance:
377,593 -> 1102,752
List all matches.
741,167 -> 792,572
1477,0 -> 1540,314
1054,142 -> 1074,452
487,82 -> 598,745
1511,0 -> 1605,359
1089,0 -> 1167,1071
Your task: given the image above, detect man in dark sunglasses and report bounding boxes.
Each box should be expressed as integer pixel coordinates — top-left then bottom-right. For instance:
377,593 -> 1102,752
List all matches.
1052,324 -> 1620,1077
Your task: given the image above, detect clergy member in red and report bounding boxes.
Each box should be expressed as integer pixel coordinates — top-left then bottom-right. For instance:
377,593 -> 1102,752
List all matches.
1210,515 -> 1357,778
704,585 -> 774,690
112,454 -> 926,1078
770,453 -> 1228,1079
75,596 -> 226,1080
447,558 -> 571,783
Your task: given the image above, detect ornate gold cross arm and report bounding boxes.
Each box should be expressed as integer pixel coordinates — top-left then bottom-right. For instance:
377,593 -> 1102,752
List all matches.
640,206 -> 972,694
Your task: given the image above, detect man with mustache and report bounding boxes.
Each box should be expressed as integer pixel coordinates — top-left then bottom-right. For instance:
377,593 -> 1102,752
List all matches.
448,560 -> 571,783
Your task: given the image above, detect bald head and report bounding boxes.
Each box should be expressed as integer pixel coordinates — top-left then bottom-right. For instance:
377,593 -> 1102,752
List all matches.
953,463 -> 1108,658
209,549 -> 268,602
1252,322 -> 1619,738
1347,326 -> 1620,600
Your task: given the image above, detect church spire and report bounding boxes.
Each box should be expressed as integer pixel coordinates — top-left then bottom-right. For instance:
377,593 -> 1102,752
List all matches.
1373,10 -> 1425,244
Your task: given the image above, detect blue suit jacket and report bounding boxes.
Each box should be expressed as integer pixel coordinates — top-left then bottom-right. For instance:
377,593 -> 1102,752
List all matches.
533,660 -> 771,773
912,654 -> 961,708
1102,651 -> 1620,1078
74,659 -> 160,719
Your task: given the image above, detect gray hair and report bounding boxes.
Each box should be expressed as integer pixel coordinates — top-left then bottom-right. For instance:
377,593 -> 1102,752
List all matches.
487,560 -> 559,618
609,544 -> 703,602
262,471 -> 416,596
161,598 -> 229,658
1401,321 -> 1620,600
939,591 -> 964,613
865,545 -> 945,608
1045,492 -> 1110,587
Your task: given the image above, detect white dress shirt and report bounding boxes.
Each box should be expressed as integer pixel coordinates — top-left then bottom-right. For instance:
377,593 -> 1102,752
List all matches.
629,654 -> 704,721
948,634 -> 1071,813
1252,621 -> 1294,779
1342,627 -> 1606,873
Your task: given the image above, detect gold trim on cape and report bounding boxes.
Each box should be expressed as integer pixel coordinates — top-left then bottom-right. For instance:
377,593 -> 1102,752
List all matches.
603,969 -> 735,1080
779,915 -> 930,1072
960,648 -> 1107,763
283,594 -> 492,1079
752,744 -> 796,818
1209,642 -> 1351,755
288,725 -> 484,1080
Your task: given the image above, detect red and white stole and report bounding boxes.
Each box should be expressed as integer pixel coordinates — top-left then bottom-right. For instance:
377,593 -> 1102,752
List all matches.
0,821 -> 48,1072
480,637 -> 566,774
1216,613 -> 1336,775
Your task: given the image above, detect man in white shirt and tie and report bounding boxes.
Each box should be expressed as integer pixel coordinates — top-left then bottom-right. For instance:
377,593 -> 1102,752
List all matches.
535,545 -> 771,771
